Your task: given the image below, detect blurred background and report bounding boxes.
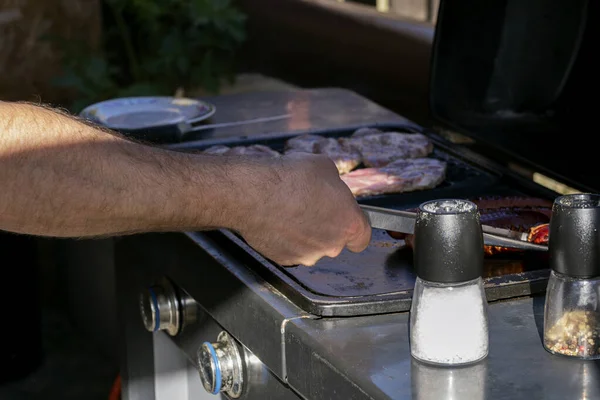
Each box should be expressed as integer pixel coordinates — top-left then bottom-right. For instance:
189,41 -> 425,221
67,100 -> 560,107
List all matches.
0,0 -> 437,123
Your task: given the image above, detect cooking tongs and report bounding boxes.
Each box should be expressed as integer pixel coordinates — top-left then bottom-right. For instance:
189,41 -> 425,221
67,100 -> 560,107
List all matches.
360,204 -> 548,252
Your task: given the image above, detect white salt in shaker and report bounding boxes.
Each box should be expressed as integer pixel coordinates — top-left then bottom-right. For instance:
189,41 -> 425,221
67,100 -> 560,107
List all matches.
409,199 -> 489,366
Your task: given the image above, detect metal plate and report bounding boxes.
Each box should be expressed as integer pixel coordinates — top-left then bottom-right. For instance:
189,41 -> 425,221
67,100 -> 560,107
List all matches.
210,219 -> 550,317
80,96 -> 216,130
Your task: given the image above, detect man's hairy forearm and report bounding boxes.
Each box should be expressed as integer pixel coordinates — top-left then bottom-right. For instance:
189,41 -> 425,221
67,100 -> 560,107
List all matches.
0,101 -> 259,237
0,102 -> 373,266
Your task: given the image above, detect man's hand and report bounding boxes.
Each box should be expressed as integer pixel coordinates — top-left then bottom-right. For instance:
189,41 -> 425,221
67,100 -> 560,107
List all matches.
234,153 -> 372,266
0,101 -> 371,266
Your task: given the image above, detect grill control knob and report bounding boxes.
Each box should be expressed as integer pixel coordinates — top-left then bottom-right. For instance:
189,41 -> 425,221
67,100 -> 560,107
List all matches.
198,331 -> 244,398
139,278 -> 181,336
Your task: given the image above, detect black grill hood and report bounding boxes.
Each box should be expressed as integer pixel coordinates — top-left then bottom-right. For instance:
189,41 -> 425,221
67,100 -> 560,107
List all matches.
430,0 -> 598,192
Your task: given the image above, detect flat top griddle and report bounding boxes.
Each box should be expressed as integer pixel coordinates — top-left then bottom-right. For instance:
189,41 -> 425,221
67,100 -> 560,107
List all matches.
176,123 -> 558,317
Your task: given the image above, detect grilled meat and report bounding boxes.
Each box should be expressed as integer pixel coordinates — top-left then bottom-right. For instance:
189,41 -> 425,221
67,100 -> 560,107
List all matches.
386,196 -> 552,256
341,158 -> 447,197
284,134 -> 324,153
205,128 -> 446,195
284,134 -> 362,174
315,138 -> 363,174
529,223 -> 549,244
339,131 -> 434,168
283,128 -> 437,175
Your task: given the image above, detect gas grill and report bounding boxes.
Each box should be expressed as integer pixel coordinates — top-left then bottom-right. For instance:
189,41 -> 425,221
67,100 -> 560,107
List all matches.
115,0 -> 599,399
165,123 -> 556,318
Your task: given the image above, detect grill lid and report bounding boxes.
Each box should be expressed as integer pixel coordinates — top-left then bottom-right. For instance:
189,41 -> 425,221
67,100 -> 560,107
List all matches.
429,0 -> 597,192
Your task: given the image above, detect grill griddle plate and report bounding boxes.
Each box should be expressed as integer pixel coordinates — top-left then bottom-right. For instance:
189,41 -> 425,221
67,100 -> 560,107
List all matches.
190,124 -> 558,317
283,230 -> 547,298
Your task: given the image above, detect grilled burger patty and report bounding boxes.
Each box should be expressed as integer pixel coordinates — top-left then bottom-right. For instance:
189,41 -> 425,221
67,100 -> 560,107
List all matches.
285,134 -> 362,175
284,129 -> 436,172
340,158 -> 447,197
339,129 -> 434,168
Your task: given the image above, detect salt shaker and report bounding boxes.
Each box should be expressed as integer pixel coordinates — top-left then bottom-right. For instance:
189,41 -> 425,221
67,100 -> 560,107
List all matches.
409,199 -> 488,366
543,193 -> 600,359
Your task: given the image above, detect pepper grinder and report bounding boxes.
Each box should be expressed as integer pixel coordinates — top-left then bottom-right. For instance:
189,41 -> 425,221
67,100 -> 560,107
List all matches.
409,199 -> 488,366
543,193 -> 600,359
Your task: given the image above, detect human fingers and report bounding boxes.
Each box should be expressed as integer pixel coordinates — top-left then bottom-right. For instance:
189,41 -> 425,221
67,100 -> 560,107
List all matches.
345,207 -> 372,253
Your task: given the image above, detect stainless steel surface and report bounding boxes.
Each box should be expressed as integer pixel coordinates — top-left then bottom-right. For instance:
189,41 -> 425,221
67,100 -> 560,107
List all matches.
198,331 -> 244,398
169,298 -> 302,400
118,231 -> 600,399
153,332 -> 222,400
284,296 -> 600,399
360,204 -> 547,252
170,231 -> 316,376
411,358 -> 487,400
116,231 -> 313,399
166,88 -> 417,145
140,277 -> 182,336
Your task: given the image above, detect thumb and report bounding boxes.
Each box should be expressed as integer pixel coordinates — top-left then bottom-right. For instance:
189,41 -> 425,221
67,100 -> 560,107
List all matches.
346,211 -> 372,253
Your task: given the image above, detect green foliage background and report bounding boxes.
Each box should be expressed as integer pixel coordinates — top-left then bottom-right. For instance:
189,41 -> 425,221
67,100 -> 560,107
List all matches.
52,0 -> 247,112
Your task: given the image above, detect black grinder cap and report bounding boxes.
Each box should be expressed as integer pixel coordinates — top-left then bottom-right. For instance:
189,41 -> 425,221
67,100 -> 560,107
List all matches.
413,199 -> 484,283
549,193 -> 600,278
